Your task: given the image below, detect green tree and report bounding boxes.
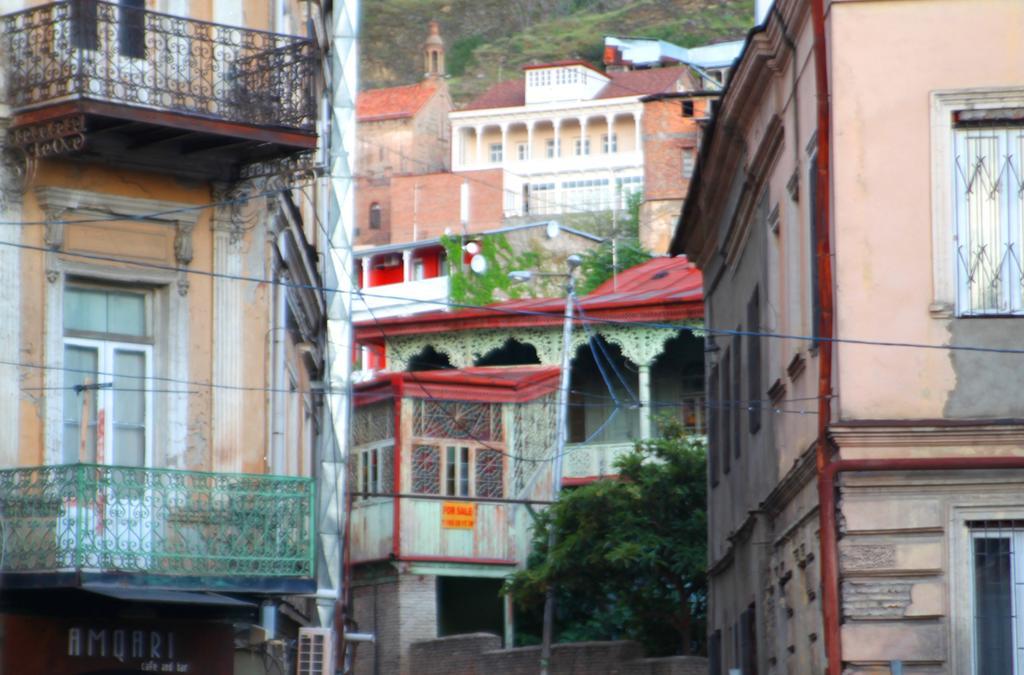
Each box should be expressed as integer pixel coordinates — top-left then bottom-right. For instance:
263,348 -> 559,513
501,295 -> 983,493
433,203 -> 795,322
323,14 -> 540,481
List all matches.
441,232 -> 545,306
506,420 -> 707,656
577,191 -> 651,295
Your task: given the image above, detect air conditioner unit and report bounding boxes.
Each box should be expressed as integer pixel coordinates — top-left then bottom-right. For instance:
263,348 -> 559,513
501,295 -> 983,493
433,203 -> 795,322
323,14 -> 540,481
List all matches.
296,627 -> 334,675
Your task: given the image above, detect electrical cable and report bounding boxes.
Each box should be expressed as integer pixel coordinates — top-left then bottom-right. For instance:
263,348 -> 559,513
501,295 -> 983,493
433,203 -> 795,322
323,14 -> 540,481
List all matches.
4,235 -> 1024,357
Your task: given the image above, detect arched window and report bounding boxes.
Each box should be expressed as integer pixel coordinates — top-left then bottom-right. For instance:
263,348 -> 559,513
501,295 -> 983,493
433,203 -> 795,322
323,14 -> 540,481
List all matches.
369,203 -> 381,230
431,50 -> 439,74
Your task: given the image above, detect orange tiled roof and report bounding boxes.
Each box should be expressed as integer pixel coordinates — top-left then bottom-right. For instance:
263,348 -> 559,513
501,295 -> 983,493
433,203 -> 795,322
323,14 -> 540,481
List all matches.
357,81 -> 439,122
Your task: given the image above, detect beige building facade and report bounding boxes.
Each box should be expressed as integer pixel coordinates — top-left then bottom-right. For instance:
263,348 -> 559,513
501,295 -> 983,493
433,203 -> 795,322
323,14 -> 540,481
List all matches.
673,0 -> 1024,673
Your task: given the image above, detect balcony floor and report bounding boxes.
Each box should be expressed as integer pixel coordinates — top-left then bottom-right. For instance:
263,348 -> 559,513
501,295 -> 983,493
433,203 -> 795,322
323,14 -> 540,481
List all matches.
11,99 -> 317,181
0,569 -> 316,595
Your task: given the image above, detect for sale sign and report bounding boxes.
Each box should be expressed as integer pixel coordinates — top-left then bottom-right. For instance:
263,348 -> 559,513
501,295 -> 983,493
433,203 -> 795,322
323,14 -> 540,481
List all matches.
441,501 -> 476,528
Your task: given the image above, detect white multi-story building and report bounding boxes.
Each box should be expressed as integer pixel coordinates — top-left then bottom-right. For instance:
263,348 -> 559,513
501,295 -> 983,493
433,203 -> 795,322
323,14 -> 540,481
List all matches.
448,37 -> 742,250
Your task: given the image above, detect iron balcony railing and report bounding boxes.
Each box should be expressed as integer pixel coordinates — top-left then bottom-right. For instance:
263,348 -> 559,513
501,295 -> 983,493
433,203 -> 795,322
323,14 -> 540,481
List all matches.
1,0 -> 316,130
0,463 -> 315,578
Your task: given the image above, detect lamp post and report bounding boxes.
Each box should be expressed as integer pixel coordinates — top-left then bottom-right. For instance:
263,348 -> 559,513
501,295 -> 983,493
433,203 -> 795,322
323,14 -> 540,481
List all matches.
509,253 -> 581,675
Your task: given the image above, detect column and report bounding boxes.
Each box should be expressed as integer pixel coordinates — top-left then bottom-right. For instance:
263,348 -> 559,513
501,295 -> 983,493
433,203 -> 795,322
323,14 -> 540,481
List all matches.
638,363 -> 652,441
500,123 -> 509,164
452,126 -> 463,170
553,118 -> 562,159
212,185 -> 245,473
361,255 -> 373,288
580,117 -> 589,156
632,110 -> 643,153
604,114 -> 615,154
475,125 -> 485,165
402,250 -> 412,282
0,163 -> 21,467
526,120 -> 535,160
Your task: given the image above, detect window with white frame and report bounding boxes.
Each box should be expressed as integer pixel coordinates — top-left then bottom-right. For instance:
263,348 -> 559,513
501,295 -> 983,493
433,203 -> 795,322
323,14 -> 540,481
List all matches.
615,175 -> 643,209
531,183 -> 556,215
953,121 -> 1024,315
354,443 -> 393,499
489,143 -> 503,163
410,444 -> 504,498
562,178 -> 610,212
545,139 -> 557,159
602,133 -> 617,154
517,142 -> 528,161
62,285 -> 152,466
969,521 -> 1024,673
574,137 -> 590,156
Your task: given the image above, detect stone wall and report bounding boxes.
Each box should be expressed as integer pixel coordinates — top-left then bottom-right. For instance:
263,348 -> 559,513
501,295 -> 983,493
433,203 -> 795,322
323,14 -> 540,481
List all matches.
408,634 -> 708,675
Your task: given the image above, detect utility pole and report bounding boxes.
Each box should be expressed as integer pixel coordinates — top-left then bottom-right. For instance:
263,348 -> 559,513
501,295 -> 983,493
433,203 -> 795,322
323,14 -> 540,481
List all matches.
507,254 -> 581,673
539,254 -> 581,675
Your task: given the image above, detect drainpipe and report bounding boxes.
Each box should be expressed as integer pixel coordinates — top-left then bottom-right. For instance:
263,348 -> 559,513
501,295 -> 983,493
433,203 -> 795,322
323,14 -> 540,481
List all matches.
807,0 -> 839,672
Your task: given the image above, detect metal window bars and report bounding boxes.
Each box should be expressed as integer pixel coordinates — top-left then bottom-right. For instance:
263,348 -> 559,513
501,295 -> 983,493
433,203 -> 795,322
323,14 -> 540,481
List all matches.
1,0 -> 316,130
954,127 -> 1024,315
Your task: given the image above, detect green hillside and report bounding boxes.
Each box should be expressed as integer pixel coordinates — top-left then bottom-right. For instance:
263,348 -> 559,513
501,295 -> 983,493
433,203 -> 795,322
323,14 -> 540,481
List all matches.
360,0 -> 755,104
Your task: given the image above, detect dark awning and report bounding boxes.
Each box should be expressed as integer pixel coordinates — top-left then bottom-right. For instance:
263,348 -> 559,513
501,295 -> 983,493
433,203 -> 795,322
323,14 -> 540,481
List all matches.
82,584 -> 256,607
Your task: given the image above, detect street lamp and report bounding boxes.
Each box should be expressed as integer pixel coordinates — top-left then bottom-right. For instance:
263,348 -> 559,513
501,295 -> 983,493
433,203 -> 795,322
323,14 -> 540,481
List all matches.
509,253 -> 581,675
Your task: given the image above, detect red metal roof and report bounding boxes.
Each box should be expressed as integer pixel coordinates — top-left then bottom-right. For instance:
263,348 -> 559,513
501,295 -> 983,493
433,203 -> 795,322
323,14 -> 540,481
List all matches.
354,366 -> 561,404
459,65 -> 687,112
357,81 -> 440,122
355,256 -> 703,344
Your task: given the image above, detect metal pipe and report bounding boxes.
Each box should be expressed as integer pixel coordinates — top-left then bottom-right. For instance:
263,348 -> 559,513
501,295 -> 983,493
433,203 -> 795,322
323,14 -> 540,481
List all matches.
539,255 -> 581,675
807,0 -> 838,671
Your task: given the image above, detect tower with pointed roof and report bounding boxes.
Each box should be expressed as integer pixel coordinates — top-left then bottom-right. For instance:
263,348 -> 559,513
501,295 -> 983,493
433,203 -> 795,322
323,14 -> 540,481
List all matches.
423,20 -> 445,79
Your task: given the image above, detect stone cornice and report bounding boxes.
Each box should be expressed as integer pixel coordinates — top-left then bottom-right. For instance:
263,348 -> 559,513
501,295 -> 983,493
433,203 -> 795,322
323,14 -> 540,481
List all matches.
449,98 -> 644,126
761,440 -> 818,518
34,187 -> 201,263
830,420 -> 1024,447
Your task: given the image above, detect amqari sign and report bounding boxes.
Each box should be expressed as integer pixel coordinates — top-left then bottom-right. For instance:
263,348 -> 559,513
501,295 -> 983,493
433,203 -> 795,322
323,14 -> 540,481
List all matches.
2,615 -> 233,674
441,501 -> 476,528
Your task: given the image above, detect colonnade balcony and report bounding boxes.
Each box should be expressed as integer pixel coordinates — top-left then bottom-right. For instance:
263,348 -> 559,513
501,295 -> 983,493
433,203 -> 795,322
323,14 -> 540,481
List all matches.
450,107 -> 645,173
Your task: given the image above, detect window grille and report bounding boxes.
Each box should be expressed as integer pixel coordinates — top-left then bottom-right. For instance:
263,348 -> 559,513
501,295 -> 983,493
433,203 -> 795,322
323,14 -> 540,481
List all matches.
968,520 -> 1024,672
475,448 -> 504,498
352,401 -> 394,446
413,400 -> 502,441
411,445 -> 440,494
954,125 -> 1024,315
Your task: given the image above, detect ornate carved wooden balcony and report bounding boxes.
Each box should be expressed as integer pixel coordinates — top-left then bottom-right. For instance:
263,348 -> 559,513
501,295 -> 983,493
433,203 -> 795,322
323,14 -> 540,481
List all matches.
0,463 -> 315,592
1,0 -> 317,179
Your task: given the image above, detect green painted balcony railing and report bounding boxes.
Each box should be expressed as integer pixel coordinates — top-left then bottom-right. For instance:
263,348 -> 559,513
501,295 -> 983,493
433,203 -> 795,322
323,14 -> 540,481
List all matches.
0,463 -> 315,578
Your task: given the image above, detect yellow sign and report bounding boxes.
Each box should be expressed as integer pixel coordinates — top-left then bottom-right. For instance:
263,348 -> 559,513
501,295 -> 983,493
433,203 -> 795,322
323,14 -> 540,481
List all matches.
442,502 -> 476,529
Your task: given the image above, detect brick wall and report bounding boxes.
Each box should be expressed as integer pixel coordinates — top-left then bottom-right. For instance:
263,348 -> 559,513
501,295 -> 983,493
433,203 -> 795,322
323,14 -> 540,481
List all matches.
389,170 -> 506,242
355,177 -> 392,246
640,97 -> 708,254
408,635 -> 709,675
351,569 -> 439,675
